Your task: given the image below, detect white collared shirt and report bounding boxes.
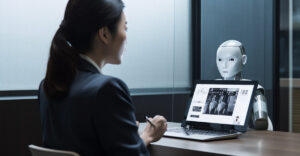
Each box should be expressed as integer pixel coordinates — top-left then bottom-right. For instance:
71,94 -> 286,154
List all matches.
79,54 -> 102,73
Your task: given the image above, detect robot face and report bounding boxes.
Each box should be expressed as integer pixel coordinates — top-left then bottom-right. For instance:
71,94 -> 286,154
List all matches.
212,95 -> 216,100
216,47 -> 244,79
219,95 -> 223,100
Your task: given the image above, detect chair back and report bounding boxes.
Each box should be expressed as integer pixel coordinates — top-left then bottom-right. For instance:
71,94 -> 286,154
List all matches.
28,145 -> 80,156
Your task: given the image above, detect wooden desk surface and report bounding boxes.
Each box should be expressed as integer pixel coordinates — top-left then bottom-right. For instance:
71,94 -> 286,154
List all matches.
139,122 -> 300,156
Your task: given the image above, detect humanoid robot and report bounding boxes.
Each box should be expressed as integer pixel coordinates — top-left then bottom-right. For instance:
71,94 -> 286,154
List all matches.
216,95 -> 227,115
209,95 -> 218,114
216,40 -> 273,130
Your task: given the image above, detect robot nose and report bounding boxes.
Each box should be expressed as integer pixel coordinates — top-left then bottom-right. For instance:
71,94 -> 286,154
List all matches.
223,61 -> 228,68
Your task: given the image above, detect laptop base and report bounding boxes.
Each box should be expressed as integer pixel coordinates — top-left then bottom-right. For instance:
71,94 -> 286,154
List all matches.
164,127 -> 242,141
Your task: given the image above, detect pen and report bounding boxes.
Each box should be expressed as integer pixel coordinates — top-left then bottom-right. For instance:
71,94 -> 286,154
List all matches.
145,116 -> 156,128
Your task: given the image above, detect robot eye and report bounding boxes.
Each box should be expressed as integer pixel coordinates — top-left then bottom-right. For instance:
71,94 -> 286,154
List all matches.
230,58 -> 235,61
218,58 -> 222,61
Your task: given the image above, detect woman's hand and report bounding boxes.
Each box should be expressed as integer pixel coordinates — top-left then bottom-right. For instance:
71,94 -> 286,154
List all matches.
140,115 -> 167,146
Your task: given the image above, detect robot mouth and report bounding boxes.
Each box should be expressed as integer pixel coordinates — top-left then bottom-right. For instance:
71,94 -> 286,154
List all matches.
223,71 -> 229,73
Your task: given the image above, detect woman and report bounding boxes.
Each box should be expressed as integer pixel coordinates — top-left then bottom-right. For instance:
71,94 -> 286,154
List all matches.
39,0 -> 167,155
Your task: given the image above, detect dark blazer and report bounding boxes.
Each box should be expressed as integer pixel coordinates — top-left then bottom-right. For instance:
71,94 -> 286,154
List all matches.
39,58 -> 149,156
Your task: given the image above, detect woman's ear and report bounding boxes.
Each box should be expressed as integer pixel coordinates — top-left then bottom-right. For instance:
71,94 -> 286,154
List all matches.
242,55 -> 247,65
98,27 -> 112,45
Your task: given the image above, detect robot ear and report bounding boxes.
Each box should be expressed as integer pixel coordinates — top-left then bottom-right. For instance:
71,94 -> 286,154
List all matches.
242,55 -> 247,65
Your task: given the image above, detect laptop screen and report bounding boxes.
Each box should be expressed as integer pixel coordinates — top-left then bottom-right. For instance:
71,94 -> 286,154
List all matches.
186,83 -> 255,126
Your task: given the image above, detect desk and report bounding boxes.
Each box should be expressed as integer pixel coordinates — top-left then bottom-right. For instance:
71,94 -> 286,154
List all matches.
139,122 -> 300,156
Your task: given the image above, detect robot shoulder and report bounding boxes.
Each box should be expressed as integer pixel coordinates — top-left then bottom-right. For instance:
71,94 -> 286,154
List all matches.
240,79 -> 265,94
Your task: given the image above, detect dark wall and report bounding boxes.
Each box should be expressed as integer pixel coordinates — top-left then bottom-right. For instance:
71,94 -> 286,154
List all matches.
0,99 -> 42,156
279,87 -> 289,131
133,94 -> 190,122
200,0 -> 275,121
0,93 -> 189,156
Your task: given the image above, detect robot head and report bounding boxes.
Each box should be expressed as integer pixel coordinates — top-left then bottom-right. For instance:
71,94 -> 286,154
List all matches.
216,40 -> 247,79
212,95 -> 216,101
219,95 -> 224,102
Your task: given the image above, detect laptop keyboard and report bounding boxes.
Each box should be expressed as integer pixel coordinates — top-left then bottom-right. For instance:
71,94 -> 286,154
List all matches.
168,127 -> 234,136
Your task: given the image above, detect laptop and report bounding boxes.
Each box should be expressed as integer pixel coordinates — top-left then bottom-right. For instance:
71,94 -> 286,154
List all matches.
164,80 -> 258,141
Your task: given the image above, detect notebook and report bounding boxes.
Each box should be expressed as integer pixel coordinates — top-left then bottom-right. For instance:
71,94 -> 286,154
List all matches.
164,80 -> 258,141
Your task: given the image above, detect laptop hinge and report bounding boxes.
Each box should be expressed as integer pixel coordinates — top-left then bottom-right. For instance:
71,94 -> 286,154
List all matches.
182,122 -> 236,133
181,120 -> 187,128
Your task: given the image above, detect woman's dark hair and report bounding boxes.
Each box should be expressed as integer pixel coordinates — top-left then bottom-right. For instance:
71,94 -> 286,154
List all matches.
44,0 -> 124,98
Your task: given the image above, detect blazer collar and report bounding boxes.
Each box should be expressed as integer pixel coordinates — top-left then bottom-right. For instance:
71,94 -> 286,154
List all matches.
77,57 -> 101,74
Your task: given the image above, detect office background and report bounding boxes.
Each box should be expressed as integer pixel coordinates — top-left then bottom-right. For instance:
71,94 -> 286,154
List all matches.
0,0 -> 299,155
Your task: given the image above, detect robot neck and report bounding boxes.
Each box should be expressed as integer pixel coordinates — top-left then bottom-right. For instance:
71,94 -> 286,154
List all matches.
223,72 -> 242,80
